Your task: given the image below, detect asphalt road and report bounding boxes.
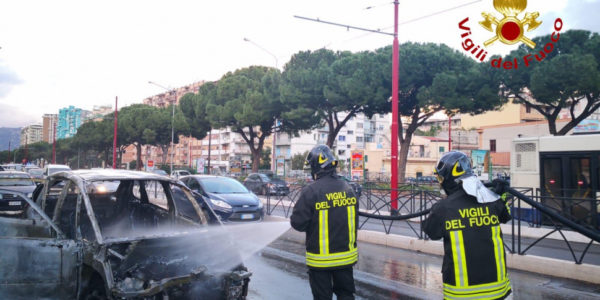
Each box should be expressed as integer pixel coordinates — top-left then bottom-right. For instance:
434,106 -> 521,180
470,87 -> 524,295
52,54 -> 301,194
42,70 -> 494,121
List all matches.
245,223 -> 600,300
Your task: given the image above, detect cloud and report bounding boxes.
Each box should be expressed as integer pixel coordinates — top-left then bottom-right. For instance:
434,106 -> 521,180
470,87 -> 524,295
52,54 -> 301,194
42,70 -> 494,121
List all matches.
0,62 -> 22,98
0,103 -> 38,127
538,0 -> 600,35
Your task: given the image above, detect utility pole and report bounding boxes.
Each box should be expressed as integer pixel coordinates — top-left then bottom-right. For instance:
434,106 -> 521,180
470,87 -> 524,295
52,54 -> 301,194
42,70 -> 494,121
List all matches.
52,121 -> 56,164
390,0 -> 400,214
113,96 -> 118,169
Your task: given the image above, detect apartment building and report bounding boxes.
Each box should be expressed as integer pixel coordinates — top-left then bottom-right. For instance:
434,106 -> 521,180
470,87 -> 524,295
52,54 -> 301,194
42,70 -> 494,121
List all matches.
57,106 -> 91,139
143,81 -> 205,107
42,114 -> 58,143
275,113 -> 391,175
20,124 -> 43,146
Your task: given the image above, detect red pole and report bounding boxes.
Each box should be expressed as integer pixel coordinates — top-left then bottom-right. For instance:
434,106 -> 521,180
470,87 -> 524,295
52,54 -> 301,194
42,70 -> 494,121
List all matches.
52,121 -> 56,164
448,116 -> 452,151
113,96 -> 118,169
390,0 -> 399,212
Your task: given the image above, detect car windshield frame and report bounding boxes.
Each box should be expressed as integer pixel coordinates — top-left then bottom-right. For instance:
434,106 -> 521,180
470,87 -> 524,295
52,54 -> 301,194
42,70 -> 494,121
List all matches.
199,177 -> 250,194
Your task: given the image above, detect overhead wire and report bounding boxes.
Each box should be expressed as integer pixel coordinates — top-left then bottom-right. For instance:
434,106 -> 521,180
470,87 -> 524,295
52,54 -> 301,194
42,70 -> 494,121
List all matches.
320,0 -> 482,49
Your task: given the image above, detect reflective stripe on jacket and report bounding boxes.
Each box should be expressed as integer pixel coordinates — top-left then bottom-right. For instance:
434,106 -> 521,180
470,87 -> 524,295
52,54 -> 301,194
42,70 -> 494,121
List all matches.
423,189 -> 512,300
290,174 -> 359,270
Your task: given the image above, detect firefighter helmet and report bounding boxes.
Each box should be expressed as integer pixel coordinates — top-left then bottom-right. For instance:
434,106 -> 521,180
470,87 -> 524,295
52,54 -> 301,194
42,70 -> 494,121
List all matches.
434,151 -> 473,190
305,145 -> 338,178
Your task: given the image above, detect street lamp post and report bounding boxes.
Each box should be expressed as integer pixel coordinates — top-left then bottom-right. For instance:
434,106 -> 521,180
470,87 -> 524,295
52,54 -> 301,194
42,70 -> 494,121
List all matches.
243,37 -> 279,174
148,81 -> 176,174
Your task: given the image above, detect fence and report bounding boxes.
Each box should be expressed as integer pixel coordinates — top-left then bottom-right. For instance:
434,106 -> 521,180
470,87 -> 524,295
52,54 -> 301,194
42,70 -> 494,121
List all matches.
266,181 -> 600,265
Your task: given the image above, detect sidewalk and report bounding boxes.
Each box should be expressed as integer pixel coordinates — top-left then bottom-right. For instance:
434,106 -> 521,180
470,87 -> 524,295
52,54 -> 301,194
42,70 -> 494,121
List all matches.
263,198 -> 600,285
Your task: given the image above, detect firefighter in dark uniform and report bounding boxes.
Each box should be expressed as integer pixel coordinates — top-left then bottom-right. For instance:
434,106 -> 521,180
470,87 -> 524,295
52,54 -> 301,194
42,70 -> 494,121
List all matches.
291,145 -> 359,300
423,151 -> 512,300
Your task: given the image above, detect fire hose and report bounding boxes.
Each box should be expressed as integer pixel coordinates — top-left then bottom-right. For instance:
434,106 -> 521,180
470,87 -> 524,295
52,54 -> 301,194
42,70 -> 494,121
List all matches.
357,186 -> 600,243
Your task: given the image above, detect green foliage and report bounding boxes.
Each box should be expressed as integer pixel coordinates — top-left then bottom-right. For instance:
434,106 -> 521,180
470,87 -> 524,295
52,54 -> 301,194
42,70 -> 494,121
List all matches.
259,147 -> 271,170
291,151 -> 309,170
496,30 -> 600,135
206,66 -> 283,172
281,49 -> 390,147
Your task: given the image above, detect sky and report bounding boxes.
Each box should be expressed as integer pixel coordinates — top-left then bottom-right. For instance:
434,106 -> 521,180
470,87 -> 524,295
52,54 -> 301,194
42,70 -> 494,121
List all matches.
0,0 -> 599,127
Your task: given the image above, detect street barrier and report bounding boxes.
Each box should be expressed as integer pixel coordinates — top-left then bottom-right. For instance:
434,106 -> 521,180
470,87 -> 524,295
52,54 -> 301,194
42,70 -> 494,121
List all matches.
266,180 -> 600,264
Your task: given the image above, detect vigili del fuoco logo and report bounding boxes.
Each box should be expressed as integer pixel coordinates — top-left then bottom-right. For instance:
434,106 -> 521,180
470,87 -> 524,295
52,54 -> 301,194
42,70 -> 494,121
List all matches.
458,0 -> 563,70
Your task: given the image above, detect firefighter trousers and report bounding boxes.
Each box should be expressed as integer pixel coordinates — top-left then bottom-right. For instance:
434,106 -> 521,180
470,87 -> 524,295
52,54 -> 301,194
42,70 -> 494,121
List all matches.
308,267 -> 355,300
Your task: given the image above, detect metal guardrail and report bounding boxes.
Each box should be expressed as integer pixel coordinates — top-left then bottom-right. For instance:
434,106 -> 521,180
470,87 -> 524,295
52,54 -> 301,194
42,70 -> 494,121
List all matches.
266,181 -> 600,265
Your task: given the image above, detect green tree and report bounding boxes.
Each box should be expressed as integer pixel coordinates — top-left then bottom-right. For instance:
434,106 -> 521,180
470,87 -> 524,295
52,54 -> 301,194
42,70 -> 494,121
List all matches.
291,151 -> 309,170
281,49 -> 390,147
117,104 -> 159,170
380,42 -> 504,181
259,147 -> 271,170
496,30 -> 600,135
153,104 -> 190,165
179,89 -> 211,141
206,66 -> 283,172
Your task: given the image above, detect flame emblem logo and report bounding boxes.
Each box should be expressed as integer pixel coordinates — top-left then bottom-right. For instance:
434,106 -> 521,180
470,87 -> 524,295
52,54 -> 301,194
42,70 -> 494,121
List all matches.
479,0 -> 542,48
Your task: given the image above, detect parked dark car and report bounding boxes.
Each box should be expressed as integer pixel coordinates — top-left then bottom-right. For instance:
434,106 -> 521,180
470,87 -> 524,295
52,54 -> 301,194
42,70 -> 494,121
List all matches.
0,170 -> 251,299
341,176 -> 362,198
180,175 -> 264,222
416,175 -> 438,184
243,173 -> 289,196
0,171 -> 37,212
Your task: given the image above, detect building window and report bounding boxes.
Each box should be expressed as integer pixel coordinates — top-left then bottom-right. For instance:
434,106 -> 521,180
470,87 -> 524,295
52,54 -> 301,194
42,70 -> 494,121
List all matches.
439,146 -> 445,153
338,135 -> 346,141
525,104 -> 532,113
347,130 -> 354,135
356,123 -> 363,129
490,139 -> 496,152
356,136 -> 363,143
338,149 -> 345,155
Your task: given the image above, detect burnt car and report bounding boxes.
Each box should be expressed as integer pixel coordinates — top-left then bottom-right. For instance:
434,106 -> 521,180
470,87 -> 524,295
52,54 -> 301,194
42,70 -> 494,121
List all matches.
0,169 -> 251,299
180,175 -> 264,222
243,173 -> 289,196
0,171 -> 37,212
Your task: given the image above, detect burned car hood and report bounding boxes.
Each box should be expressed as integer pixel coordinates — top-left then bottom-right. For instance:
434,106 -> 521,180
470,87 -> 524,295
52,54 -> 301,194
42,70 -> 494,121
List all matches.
106,230 -> 250,298
207,192 -> 259,206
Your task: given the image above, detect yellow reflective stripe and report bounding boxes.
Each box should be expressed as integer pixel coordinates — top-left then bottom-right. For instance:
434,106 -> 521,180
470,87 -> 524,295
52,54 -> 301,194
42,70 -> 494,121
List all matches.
347,206 -> 355,250
450,230 -> 469,287
319,209 -> 329,255
444,279 -> 511,299
458,230 -> 469,286
306,248 -> 357,259
444,277 -> 510,293
495,226 -> 506,281
306,251 -> 358,268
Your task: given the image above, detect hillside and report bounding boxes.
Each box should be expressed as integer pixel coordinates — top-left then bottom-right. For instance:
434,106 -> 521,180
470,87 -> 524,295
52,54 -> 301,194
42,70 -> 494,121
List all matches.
0,128 -> 21,151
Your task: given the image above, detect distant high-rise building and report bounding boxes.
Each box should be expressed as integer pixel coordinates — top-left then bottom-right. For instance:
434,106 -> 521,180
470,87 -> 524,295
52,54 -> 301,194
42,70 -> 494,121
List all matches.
87,105 -> 113,122
57,106 -> 90,139
42,114 -> 58,143
20,124 -> 43,146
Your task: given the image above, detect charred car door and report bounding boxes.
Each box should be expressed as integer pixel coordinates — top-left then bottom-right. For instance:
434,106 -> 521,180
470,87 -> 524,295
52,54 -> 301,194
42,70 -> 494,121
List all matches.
0,185 -> 79,299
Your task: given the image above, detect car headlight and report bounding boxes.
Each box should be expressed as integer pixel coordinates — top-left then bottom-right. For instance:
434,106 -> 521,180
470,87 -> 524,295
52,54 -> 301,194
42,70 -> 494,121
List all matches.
257,199 -> 263,209
27,192 -> 33,199
210,199 -> 232,210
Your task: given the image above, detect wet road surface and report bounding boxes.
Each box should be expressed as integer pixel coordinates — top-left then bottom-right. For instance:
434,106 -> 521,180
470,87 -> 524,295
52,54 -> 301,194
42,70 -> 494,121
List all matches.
245,222 -> 600,300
